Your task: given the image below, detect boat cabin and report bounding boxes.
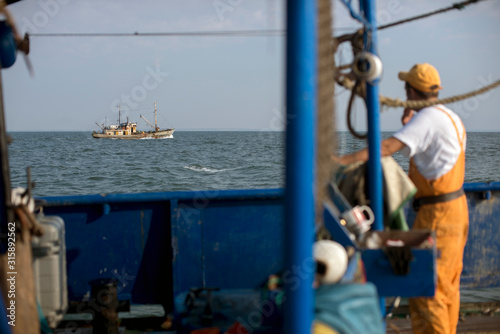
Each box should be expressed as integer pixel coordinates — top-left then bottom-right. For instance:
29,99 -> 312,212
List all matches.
103,121 -> 138,136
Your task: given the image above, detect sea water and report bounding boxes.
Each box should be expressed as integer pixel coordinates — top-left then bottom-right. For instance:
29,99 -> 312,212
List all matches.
7,130 -> 500,317
7,131 -> 500,197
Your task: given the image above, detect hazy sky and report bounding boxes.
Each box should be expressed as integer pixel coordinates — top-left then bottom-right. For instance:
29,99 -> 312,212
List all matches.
2,0 -> 500,132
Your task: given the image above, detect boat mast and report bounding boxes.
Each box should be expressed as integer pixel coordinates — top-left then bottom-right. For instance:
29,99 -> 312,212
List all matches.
118,105 -> 121,125
284,1 -> 316,332
154,102 -> 158,131
140,114 -> 155,130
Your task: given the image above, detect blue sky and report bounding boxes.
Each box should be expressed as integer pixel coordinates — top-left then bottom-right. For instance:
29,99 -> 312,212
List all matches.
2,0 -> 500,132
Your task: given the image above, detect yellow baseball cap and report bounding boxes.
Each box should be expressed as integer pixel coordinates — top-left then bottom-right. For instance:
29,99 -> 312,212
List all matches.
398,63 -> 443,93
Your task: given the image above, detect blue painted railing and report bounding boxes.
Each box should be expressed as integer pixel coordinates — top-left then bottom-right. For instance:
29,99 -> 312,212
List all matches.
38,182 -> 500,313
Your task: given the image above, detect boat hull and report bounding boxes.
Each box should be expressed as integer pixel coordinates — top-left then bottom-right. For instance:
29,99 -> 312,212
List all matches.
38,183 -> 500,307
92,129 -> 174,139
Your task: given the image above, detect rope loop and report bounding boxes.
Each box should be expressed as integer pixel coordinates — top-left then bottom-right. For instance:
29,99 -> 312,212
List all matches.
337,76 -> 500,110
379,79 -> 500,109
347,80 -> 368,139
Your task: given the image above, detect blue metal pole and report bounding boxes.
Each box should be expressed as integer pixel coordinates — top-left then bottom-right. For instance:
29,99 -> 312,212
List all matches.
284,0 -> 316,333
359,1 -> 383,234
360,0 -> 385,318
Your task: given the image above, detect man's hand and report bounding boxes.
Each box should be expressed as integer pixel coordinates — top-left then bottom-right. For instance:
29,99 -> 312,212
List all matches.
401,108 -> 415,125
337,137 -> 406,166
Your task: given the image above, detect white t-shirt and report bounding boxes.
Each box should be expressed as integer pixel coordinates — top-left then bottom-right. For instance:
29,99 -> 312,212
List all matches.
392,104 -> 466,180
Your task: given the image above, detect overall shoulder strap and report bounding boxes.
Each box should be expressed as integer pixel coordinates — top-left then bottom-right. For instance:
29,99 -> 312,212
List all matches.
433,106 -> 466,149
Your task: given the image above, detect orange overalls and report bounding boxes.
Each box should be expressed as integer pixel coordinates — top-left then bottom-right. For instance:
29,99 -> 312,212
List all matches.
408,107 -> 469,334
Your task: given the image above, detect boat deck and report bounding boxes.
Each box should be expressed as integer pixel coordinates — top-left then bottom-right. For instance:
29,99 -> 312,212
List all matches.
387,315 -> 500,333
55,313 -> 500,334
387,287 -> 500,333
54,298 -> 500,334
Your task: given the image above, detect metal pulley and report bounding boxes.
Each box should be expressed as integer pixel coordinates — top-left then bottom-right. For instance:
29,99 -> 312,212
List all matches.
352,52 -> 383,82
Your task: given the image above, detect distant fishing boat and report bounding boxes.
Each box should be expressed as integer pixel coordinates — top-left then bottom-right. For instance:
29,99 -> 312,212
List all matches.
92,102 -> 175,139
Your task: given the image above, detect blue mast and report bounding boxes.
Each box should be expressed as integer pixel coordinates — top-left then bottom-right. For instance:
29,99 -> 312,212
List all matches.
284,0 -> 317,333
359,0 -> 383,232
359,0 -> 385,318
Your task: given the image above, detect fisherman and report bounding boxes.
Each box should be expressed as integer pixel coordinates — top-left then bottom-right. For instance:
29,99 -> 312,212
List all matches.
337,63 -> 468,334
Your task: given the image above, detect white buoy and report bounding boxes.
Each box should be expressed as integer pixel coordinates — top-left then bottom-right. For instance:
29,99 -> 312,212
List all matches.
313,240 -> 348,285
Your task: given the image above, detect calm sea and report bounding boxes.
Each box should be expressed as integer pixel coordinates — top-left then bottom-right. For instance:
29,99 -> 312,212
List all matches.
7,130 -> 500,315
6,131 -> 500,197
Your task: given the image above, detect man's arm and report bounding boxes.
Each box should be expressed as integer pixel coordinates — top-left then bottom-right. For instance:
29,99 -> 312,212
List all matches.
401,108 -> 415,125
338,137 -> 406,165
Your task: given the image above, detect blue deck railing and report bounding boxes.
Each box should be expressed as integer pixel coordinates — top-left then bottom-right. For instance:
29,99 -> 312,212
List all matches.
38,182 -> 500,312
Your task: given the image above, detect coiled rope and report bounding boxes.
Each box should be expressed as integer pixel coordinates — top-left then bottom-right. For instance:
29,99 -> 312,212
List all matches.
379,79 -> 500,109
340,76 -> 500,139
347,80 -> 368,139
338,76 -> 500,110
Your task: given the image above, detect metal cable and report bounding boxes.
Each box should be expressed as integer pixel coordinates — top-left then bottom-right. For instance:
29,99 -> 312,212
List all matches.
29,29 -> 286,38
333,0 -> 488,42
378,0 -> 486,31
